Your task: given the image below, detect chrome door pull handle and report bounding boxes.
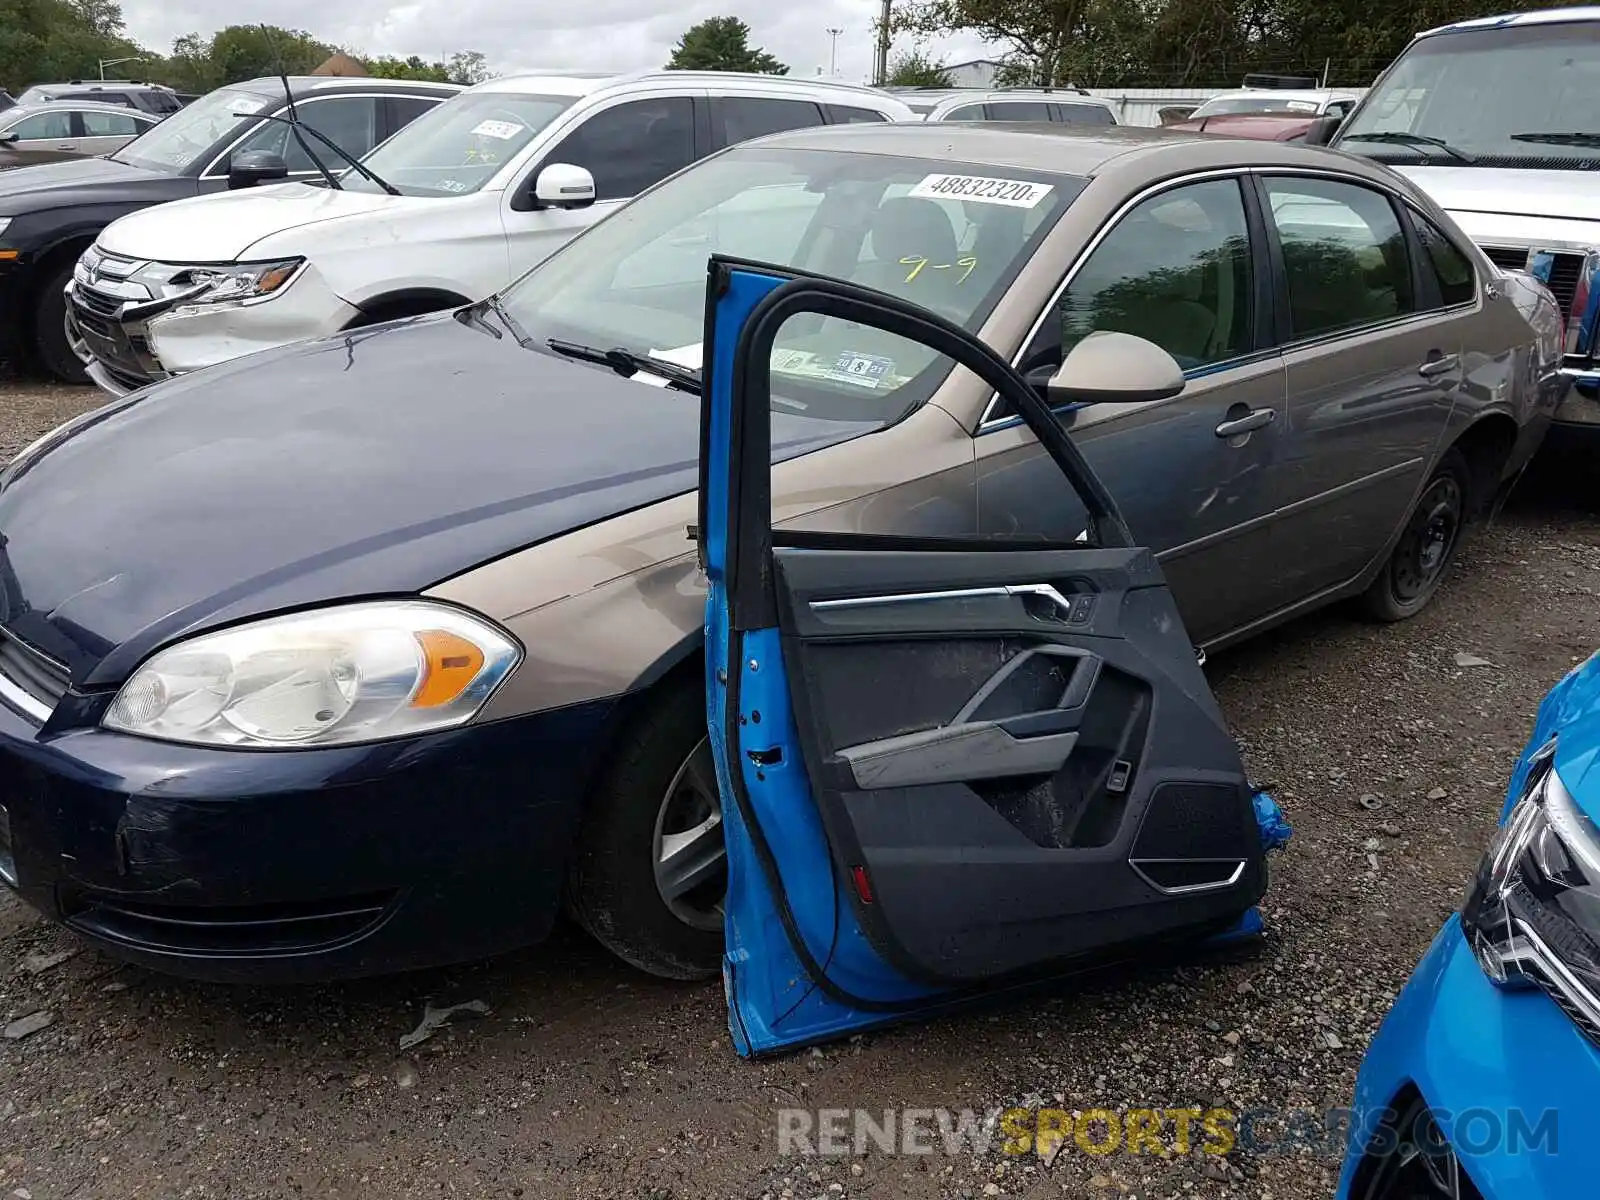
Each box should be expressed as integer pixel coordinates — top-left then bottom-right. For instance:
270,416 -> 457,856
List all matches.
1418,354 -> 1459,378
1214,408 -> 1276,438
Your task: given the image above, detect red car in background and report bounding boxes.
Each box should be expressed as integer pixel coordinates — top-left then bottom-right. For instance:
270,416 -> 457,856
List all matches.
1166,112 -> 1319,141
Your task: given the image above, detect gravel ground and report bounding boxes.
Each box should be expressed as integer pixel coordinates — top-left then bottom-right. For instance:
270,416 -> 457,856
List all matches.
0,380 -> 1596,1199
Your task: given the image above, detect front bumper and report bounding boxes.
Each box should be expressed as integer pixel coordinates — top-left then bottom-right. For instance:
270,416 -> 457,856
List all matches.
0,692 -> 614,982
67,262 -> 360,397
1337,917 -> 1600,1198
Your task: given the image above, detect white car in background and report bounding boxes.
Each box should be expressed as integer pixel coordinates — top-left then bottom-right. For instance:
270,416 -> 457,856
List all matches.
67,70 -> 916,396
1189,87 -> 1365,121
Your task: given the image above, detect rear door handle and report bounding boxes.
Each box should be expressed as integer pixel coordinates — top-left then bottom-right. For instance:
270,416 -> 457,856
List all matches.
1418,353 -> 1460,378
1214,408 -> 1276,439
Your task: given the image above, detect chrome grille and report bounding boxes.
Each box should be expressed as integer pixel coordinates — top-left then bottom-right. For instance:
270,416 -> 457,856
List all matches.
0,628 -> 69,721
1479,244 -> 1587,323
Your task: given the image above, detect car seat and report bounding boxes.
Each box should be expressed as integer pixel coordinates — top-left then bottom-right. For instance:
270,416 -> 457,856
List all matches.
858,197 -> 965,315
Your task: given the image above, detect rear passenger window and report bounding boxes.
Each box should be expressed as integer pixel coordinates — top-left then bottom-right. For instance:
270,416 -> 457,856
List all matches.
945,104 -> 986,121
717,97 -> 825,146
1024,178 -> 1254,375
826,104 -> 888,124
1263,177 -> 1414,338
987,101 -> 1052,122
547,97 -> 696,202
1412,211 -> 1475,307
1053,102 -> 1115,126
388,95 -> 441,136
80,110 -> 145,136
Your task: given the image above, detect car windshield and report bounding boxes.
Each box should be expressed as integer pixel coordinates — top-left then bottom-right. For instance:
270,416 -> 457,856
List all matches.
343,92 -> 575,196
1338,21 -> 1600,164
499,145 -> 1084,424
110,86 -> 273,173
1193,96 -> 1322,117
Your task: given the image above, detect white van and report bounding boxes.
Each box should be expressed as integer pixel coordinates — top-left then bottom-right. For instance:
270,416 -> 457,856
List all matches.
69,71 -> 915,395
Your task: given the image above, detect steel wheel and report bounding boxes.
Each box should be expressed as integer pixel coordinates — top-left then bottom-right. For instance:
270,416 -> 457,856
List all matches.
651,736 -> 726,932
1391,474 -> 1463,605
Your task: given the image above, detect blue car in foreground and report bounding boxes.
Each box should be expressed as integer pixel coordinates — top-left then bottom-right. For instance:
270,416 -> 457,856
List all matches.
1339,653 -> 1600,1198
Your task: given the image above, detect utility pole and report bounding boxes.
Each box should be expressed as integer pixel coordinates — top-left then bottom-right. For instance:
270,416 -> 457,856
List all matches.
874,0 -> 892,85
826,27 -> 843,78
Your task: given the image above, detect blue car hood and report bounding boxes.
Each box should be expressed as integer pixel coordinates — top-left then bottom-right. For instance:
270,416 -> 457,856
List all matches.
0,313 -> 861,687
1517,651 -> 1600,823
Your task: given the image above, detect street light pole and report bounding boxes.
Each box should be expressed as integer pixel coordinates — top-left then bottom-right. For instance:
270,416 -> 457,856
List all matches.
825,28 -> 843,78
874,0 -> 892,85
98,56 -> 143,80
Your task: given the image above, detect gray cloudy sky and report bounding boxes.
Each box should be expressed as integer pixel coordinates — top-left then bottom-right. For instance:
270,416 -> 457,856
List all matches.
120,1 -> 995,83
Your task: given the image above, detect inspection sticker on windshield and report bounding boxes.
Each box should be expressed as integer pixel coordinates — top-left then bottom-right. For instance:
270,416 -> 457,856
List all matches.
908,173 -> 1054,208
471,119 -> 525,140
1286,99 -> 1319,112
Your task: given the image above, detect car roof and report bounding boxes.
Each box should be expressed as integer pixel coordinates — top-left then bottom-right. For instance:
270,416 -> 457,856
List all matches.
1201,87 -> 1361,103
5,99 -> 162,118
1419,5 -> 1600,36
231,76 -> 465,99
464,69 -> 912,107
747,120 -> 1405,184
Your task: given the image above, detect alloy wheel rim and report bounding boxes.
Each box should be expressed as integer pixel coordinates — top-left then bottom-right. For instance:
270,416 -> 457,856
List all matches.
1392,477 -> 1462,604
652,736 -> 727,932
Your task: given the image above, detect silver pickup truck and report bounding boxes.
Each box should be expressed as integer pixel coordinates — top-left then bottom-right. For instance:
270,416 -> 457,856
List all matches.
1329,6 -> 1600,457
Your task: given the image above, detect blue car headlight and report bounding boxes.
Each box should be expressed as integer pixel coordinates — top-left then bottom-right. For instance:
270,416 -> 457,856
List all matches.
1461,737 -> 1600,1042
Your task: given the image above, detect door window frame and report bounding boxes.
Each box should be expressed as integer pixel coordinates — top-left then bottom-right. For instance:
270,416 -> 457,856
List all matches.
1401,200 -> 1481,315
77,108 -> 156,137
1251,169 -> 1467,351
977,167 -> 1277,432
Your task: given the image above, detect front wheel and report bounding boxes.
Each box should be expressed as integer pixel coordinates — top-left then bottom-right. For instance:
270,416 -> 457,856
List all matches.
32,262 -> 90,385
1359,448 -> 1469,622
566,679 -> 726,979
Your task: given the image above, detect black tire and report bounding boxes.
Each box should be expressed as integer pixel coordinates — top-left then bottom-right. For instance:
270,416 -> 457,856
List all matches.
31,261 -> 89,385
1359,448 -> 1470,623
566,677 -> 725,980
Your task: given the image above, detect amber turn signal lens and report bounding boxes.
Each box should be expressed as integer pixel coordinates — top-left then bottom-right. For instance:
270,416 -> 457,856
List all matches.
411,630 -> 486,708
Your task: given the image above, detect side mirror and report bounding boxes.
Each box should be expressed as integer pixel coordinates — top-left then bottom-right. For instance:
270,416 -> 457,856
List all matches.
1045,331 -> 1185,406
531,162 -> 596,210
228,149 -> 289,190
1304,113 -> 1343,147
0,132 -> 18,146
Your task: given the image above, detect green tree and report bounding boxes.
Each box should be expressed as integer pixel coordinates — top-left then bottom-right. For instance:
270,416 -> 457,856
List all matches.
205,24 -> 333,84
367,54 -> 449,82
666,16 -> 788,74
886,49 -> 953,86
446,49 -> 495,85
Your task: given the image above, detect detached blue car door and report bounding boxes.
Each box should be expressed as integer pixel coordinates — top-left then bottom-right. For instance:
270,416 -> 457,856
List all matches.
700,258 -> 1278,1056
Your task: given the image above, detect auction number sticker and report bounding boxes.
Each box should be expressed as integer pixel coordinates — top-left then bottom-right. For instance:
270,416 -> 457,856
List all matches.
908,173 -> 1054,208
828,351 -> 895,388
471,119 -> 525,140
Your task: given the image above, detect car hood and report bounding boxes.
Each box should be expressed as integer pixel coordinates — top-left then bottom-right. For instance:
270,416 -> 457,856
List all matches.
0,155 -> 180,213
96,181 -> 436,262
1518,650 -> 1600,824
1391,165 -> 1600,225
0,313 -> 865,687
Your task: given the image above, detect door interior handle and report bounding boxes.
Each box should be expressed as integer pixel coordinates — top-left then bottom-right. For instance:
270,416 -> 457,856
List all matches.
1214,407 -> 1276,439
835,646 -> 1101,789
1418,353 -> 1459,378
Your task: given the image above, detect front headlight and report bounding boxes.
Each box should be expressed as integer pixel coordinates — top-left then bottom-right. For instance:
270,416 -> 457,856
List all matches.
1461,737 -> 1600,1041
173,257 -> 303,305
103,601 -> 520,748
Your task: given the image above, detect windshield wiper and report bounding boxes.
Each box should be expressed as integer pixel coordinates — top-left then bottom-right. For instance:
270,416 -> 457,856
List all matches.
546,338 -> 702,394
233,112 -> 402,195
1510,131 -> 1600,150
1339,131 -> 1476,164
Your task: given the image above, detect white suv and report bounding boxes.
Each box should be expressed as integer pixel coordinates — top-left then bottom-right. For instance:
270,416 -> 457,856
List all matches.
70,71 -> 916,395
